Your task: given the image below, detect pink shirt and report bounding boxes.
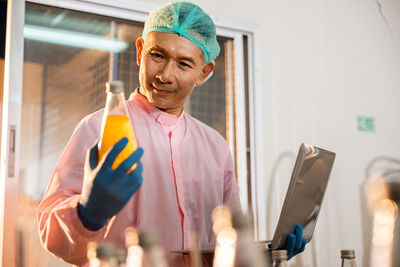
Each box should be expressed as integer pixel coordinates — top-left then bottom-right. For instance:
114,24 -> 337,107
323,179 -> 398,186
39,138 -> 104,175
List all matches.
37,91 -> 241,266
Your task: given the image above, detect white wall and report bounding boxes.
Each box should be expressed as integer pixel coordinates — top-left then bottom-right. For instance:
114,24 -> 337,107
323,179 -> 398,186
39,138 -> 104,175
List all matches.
106,0 -> 400,266
188,0 -> 400,267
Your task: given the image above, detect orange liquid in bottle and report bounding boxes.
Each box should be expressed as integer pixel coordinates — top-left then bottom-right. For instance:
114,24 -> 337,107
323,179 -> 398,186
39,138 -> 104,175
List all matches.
98,115 -> 137,172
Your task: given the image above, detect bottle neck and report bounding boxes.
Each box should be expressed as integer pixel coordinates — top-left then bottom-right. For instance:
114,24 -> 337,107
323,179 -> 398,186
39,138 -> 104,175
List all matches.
272,260 -> 288,267
341,258 -> 357,267
105,91 -> 129,116
143,245 -> 168,267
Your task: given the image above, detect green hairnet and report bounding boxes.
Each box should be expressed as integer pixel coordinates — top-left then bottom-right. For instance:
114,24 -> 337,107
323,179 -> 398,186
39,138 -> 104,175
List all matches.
142,1 -> 220,63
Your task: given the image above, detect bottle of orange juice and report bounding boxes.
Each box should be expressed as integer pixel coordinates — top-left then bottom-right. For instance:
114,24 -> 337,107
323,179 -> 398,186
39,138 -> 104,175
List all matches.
98,80 -> 137,172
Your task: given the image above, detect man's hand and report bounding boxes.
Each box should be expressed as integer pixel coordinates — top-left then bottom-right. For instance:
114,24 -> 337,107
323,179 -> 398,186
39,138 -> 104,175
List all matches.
78,137 -> 143,230
283,224 -> 307,260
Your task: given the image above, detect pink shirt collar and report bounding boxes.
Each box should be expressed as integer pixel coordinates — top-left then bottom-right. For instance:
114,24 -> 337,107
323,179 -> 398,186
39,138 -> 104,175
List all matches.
128,89 -> 184,127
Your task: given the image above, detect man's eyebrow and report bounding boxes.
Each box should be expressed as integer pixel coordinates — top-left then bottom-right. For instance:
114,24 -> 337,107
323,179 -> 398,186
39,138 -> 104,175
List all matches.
150,45 -> 166,53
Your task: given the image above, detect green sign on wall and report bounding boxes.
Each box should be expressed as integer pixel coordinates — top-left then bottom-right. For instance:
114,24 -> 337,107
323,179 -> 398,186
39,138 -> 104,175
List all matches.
357,116 -> 375,131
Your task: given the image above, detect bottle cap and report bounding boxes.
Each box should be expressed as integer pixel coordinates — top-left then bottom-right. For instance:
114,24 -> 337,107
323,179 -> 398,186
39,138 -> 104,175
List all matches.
114,248 -> 127,263
272,250 -> 287,261
232,212 -> 254,230
87,241 -> 98,259
139,230 -> 160,249
341,249 -> 355,259
125,227 -> 139,248
106,80 -> 124,93
96,243 -> 116,259
212,205 -> 232,234
232,212 -> 247,230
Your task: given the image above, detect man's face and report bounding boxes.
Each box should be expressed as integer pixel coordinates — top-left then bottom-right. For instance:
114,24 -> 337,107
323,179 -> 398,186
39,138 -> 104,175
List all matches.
136,31 -> 214,116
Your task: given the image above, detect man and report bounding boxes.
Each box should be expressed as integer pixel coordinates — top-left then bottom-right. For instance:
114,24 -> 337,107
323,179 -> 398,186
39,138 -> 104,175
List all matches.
38,2 -> 305,266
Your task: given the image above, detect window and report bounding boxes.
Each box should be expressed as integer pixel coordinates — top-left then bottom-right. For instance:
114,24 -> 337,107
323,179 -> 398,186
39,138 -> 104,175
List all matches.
21,3 -> 248,199
12,2 -> 254,266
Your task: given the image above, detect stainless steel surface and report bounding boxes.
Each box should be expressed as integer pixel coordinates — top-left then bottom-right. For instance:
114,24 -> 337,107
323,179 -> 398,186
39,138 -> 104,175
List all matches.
271,143 -> 336,250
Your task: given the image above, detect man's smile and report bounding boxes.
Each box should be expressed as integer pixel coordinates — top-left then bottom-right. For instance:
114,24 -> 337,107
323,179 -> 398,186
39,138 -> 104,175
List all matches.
151,83 -> 175,95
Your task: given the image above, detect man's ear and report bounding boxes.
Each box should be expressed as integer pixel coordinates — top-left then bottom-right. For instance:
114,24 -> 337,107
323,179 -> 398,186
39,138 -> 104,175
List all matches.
136,37 -> 144,66
196,62 -> 215,86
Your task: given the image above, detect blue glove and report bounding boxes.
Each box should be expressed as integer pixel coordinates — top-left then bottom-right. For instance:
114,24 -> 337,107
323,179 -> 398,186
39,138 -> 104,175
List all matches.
284,224 -> 307,260
78,137 -> 143,230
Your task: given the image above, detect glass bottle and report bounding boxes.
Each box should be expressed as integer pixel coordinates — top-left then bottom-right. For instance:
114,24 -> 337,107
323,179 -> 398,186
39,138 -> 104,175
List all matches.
232,213 -> 270,267
87,241 -> 101,267
212,206 -> 237,267
139,230 -> 169,267
115,248 -> 127,267
189,232 -> 202,267
271,250 -> 288,267
98,80 -> 137,172
96,243 -> 119,267
125,227 -> 144,267
341,250 -> 357,267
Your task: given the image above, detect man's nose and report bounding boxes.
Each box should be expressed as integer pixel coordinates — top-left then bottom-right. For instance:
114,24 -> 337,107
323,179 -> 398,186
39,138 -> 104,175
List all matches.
156,60 -> 175,84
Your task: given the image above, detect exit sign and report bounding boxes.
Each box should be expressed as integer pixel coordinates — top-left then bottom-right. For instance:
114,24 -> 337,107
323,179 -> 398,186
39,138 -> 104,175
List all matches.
357,116 -> 375,131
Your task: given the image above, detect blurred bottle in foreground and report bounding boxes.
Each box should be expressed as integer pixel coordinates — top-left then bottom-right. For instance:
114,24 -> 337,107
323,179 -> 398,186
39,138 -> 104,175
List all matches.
232,213 -> 271,267
190,232 -> 203,267
363,157 -> 400,267
139,230 -> 169,267
87,241 -> 101,267
212,206 -> 237,267
99,80 -> 137,172
369,199 -> 398,267
125,227 -> 144,267
341,249 -> 357,267
115,248 -> 127,267
91,243 -> 120,267
271,250 -> 288,267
